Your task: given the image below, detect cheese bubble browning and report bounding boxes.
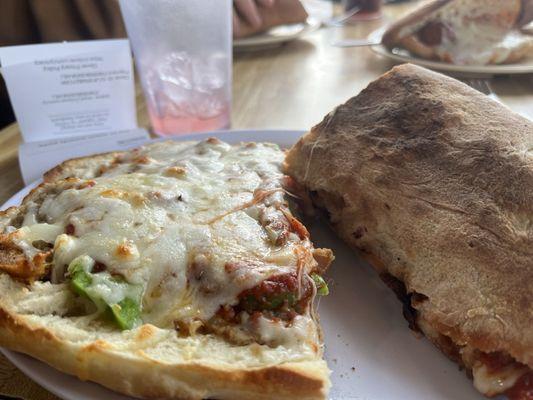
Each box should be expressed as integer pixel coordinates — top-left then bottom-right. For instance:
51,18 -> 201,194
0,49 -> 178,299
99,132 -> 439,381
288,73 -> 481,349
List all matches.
5,140 -> 332,346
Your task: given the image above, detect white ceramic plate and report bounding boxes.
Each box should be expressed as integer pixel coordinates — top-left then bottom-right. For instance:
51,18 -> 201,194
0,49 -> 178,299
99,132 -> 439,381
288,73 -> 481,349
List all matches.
233,18 -> 320,51
1,129 -> 486,400
369,27 -> 533,76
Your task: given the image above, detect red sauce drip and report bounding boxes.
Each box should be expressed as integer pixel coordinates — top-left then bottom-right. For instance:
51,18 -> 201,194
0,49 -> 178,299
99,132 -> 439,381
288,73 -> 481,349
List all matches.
235,272 -> 312,316
217,305 -> 236,321
65,224 -> 75,236
506,372 -> 533,400
418,21 -> 445,46
239,273 -> 298,304
478,352 -> 515,373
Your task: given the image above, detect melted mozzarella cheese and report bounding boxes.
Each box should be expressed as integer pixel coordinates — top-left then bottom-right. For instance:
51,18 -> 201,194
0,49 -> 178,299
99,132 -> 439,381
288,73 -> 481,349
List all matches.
473,362 -> 528,396
14,224 -> 63,256
13,140 -> 317,345
254,315 -> 318,347
417,316 -> 529,397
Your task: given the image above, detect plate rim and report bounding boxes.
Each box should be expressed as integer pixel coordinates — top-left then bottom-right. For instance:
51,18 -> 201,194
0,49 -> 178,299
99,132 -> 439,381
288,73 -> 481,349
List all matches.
233,17 -> 320,49
368,27 -> 533,75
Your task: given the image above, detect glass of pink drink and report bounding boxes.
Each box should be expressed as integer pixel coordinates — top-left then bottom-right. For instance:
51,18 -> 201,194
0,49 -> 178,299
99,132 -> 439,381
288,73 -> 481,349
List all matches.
119,0 -> 232,136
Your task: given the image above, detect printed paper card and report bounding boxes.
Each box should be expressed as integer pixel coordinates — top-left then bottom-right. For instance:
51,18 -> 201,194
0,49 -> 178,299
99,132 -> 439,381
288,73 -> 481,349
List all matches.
0,39 -> 136,142
18,128 -> 151,184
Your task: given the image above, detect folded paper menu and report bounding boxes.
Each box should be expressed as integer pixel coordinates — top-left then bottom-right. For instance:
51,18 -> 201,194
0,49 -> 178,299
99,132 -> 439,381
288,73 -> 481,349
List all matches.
0,39 -> 150,184
0,39 -> 137,141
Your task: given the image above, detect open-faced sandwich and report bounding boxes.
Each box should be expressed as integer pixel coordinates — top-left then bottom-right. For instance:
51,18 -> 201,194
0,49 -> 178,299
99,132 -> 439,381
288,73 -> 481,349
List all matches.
285,64 -> 533,399
0,139 -> 333,400
382,0 -> 533,65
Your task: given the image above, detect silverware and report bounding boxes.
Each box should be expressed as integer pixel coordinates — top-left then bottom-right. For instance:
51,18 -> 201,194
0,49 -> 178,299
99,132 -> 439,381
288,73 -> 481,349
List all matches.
323,6 -> 361,27
462,78 -> 501,102
331,38 -> 381,47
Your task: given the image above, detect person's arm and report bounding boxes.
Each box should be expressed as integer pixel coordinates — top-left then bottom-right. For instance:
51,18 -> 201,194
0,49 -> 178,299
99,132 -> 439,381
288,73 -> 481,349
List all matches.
0,0 -> 125,46
519,0 -> 533,27
233,0 -> 275,38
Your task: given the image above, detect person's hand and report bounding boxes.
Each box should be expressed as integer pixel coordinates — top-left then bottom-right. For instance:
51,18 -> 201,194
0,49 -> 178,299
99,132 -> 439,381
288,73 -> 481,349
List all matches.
518,0 -> 533,27
233,0 -> 275,38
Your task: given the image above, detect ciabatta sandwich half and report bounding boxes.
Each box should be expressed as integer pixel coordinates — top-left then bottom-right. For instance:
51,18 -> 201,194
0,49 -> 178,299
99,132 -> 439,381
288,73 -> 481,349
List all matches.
285,64 -> 533,399
382,0 -> 533,65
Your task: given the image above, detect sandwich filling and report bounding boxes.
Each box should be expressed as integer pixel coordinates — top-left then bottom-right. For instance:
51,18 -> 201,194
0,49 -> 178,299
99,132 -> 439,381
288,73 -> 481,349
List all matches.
384,273 -> 532,400
0,139 -> 332,349
417,315 -> 533,400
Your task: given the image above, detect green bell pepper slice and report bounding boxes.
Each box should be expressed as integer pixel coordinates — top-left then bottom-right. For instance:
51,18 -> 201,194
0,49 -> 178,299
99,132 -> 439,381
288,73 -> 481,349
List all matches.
110,297 -> 142,330
67,255 -> 142,330
311,273 -> 329,296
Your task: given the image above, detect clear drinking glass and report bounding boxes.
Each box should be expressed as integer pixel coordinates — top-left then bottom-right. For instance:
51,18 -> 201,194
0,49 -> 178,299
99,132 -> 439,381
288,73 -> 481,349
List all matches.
119,0 -> 232,136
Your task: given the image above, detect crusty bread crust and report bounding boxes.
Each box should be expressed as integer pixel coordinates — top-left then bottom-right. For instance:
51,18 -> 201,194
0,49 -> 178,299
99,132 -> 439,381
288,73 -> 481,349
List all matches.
285,64 -> 533,369
0,304 -> 328,400
0,141 -> 331,400
43,151 -> 122,183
